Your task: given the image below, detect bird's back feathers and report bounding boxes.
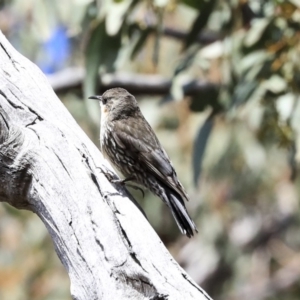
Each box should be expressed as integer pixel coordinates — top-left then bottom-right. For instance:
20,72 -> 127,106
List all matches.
111,114 -> 189,203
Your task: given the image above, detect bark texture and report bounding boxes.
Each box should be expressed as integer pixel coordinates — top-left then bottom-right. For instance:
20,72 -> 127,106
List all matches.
0,31 -> 211,300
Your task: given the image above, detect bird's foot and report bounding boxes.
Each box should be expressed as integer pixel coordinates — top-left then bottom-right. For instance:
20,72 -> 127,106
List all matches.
111,175 -> 135,184
97,166 -> 118,182
111,177 -> 145,198
124,184 -> 145,198
97,168 -> 145,198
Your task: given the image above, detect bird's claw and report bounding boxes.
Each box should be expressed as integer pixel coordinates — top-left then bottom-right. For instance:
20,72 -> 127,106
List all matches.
125,184 -> 145,198
111,179 -> 145,198
97,168 -> 144,198
97,166 -> 117,182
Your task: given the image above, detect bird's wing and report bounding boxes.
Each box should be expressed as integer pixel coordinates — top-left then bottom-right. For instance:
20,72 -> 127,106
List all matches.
112,117 -> 189,202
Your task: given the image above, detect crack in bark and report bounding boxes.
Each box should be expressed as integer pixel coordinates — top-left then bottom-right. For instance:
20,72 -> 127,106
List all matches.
0,42 -> 12,60
115,217 -> 149,275
0,88 -> 43,127
25,116 -> 40,127
114,258 -> 127,268
0,42 -> 19,71
182,273 -> 211,300
152,262 -> 181,293
90,172 -> 103,197
27,106 -> 43,122
91,219 -> 109,262
152,263 -> 167,283
0,107 -> 10,142
53,150 -> 72,178
0,89 -> 7,99
69,219 -> 99,288
149,294 -> 169,300
26,126 -> 40,141
6,89 -> 24,109
75,249 -> 98,300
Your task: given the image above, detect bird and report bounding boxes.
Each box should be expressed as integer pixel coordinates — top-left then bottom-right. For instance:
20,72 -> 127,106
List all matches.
89,88 -> 197,237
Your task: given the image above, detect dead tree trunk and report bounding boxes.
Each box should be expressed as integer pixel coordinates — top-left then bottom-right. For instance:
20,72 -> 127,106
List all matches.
0,31 -> 211,300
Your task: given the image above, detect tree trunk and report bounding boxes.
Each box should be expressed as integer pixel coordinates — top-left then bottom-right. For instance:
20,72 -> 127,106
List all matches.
0,31 -> 211,300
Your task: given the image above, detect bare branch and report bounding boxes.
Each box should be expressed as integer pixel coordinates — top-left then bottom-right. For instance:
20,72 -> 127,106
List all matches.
47,67 -> 219,96
163,28 -> 220,45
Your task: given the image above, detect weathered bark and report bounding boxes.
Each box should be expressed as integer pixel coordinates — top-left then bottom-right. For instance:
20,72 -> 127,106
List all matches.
0,31 -> 211,300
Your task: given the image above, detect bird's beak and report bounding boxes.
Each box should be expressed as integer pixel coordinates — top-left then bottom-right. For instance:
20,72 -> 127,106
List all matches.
88,95 -> 102,101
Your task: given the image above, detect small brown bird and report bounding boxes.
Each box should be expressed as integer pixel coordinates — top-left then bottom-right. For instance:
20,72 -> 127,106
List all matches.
89,88 -> 197,237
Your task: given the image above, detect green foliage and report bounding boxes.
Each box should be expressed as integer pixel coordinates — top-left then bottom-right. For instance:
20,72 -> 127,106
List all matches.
84,20 -> 122,123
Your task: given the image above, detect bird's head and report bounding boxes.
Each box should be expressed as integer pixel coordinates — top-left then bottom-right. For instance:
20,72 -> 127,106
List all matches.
89,88 -> 139,120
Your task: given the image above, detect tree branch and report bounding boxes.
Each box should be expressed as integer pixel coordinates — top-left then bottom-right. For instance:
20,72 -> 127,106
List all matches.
48,67 -> 219,96
163,28 -> 220,45
0,31 -> 211,300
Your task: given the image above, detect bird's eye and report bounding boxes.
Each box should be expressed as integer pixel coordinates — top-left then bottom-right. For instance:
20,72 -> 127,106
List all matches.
102,98 -> 107,105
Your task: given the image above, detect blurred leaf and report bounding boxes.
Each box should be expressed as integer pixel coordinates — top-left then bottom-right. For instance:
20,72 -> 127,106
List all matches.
170,75 -> 184,101
231,81 -> 258,106
181,0 -> 201,10
106,0 -> 133,35
289,0 -> 300,8
264,75 -> 287,94
185,0 -> 217,49
288,141 -> 297,180
240,1 -> 256,28
84,22 -> 103,97
255,59 -> 274,79
159,94 -> 174,105
189,82 -> 220,112
130,27 -> 154,60
153,9 -> 164,66
258,101 -> 294,147
84,20 -> 121,123
199,41 -> 224,59
193,111 -> 215,185
174,45 -> 199,77
239,51 -> 273,74
276,93 -> 294,122
154,0 -> 168,7
244,18 -> 270,47
281,2 -> 297,18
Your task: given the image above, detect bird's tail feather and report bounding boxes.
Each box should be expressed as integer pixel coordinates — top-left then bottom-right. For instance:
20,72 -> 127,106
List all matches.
164,187 -> 197,238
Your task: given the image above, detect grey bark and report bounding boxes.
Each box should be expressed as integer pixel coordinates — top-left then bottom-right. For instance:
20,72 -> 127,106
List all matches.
0,31 -> 211,300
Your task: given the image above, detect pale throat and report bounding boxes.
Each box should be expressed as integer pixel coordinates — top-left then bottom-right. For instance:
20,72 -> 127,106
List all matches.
100,103 -> 109,149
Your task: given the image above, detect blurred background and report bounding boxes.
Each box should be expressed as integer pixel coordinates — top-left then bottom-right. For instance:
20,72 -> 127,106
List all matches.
1,0 -> 300,299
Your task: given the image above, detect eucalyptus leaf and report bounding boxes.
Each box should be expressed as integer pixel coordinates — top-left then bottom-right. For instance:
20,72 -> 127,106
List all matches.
244,18 -> 270,47
106,0 -> 133,35
185,0 -> 217,49
154,0 -> 169,7
239,51 -> 273,74
276,93 -> 294,122
232,81 -> 258,107
288,142 -> 297,181
181,0 -> 201,10
84,20 -> 122,124
193,112 -> 215,185
130,27 -> 154,60
189,83 -> 220,112
264,75 -> 287,94
289,0 -> 300,8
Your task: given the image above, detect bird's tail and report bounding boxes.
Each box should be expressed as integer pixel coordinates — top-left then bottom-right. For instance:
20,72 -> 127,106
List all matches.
164,187 -> 198,238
